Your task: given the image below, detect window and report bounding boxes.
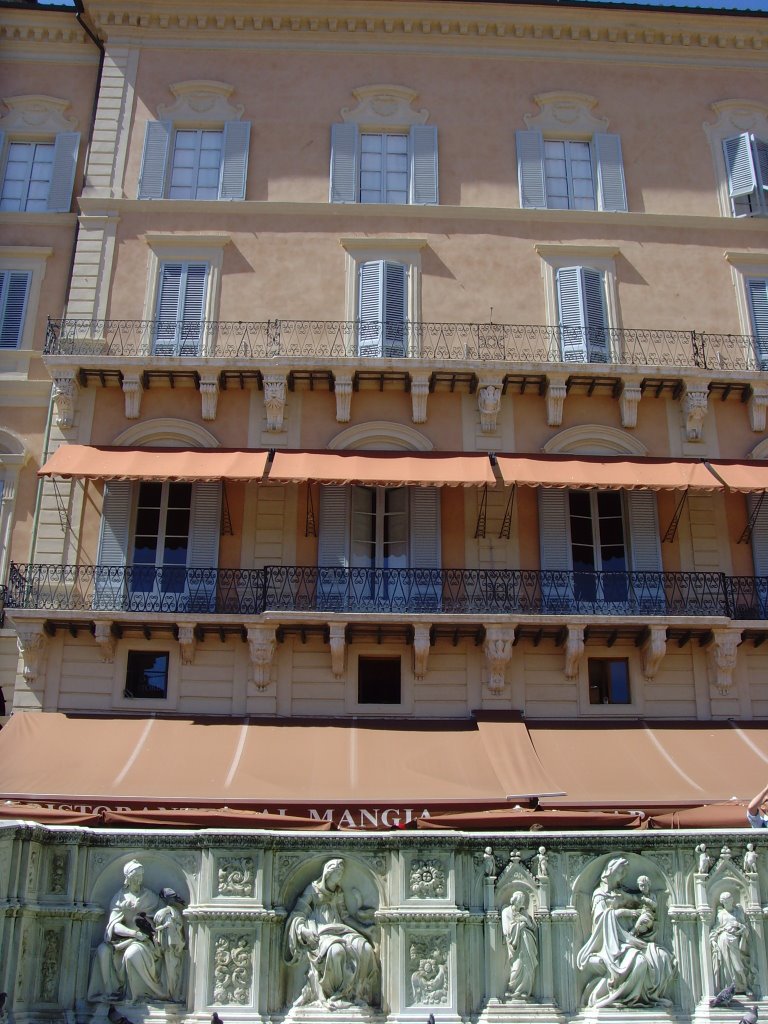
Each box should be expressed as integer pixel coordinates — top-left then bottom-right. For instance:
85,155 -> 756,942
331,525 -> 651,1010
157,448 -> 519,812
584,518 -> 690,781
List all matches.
588,658 -> 631,705
358,260 -> 408,357
544,140 -> 596,210
131,482 -> 192,597
358,656 -> 401,705
330,123 -> 438,205
569,491 -> 627,602
125,650 -> 169,699
138,120 -> 250,200
556,266 -> 608,362
153,261 -> 208,356
0,270 -> 31,350
517,129 -> 627,212
168,130 -> 225,200
0,133 -> 79,213
723,133 -> 768,217
747,278 -> 768,366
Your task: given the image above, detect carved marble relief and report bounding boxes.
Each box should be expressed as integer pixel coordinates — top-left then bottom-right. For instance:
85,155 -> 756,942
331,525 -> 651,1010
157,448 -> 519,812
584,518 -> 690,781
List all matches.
213,934 -> 252,1005
408,933 -> 449,1005
502,892 -> 538,999
39,928 -> 61,1002
409,858 -> 447,899
709,891 -> 754,996
217,857 -> 255,898
48,851 -> 68,894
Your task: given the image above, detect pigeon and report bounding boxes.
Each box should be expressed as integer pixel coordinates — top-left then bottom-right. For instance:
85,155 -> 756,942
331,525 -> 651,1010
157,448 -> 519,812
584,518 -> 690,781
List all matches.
134,912 -> 155,941
428,1016 -> 435,1024
739,1007 -> 759,1024
709,982 -> 736,1007
107,1007 -> 134,1024
212,1013 -> 224,1024
160,887 -> 187,908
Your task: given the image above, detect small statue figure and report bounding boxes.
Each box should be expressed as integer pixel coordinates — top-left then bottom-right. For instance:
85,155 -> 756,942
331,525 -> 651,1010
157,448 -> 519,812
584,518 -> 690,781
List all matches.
696,843 -> 713,875
483,847 -> 496,877
720,845 -> 733,861
632,875 -> 658,938
710,891 -> 753,995
502,892 -> 538,1000
744,843 -> 758,874
154,888 -> 186,1001
531,846 -> 548,878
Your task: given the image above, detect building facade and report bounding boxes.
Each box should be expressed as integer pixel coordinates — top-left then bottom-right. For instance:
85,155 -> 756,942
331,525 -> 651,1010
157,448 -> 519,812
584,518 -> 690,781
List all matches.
1,0 -> 768,1020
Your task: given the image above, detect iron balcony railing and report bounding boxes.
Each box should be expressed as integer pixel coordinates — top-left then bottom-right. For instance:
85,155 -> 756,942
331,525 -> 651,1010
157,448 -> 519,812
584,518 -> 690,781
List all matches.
7,563 -> 768,619
44,318 -> 768,371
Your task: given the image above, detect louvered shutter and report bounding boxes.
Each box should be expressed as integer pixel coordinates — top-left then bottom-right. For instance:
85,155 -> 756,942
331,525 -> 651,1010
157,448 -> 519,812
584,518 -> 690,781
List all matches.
516,129 -> 547,209
723,134 -> 757,198
538,488 -> 573,611
582,267 -> 608,362
219,121 -> 250,200
186,481 -> 221,612
179,263 -> 208,355
46,132 -> 80,212
556,266 -> 588,361
755,139 -> 768,199
0,271 -> 31,349
330,123 -> 359,203
594,133 -> 628,212
383,261 -> 408,357
745,493 -> 768,617
747,278 -> 768,369
409,486 -> 441,611
626,489 -> 665,613
409,125 -> 439,205
318,485 -> 351,610
94,480 -> 132,609
153,263 -> 183,355
138,120 -> 172,199
358,260 -> 383,357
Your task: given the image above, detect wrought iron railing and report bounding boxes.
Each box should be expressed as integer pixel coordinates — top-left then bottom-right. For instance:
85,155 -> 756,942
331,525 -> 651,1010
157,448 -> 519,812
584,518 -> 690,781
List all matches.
44,318 -> 767,371
7,563 -> 765,619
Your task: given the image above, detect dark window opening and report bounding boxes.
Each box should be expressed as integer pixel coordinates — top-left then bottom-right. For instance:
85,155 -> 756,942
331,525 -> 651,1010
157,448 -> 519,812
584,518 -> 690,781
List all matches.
358,656 -> 401,705
0,685 -> 5,716
588,658 -> 630,705
125,650 -> 169,699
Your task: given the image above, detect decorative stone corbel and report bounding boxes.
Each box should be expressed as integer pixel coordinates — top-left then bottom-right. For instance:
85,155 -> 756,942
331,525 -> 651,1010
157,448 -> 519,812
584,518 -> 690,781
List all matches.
334,374 -> 353,423
121,374 -> 143,419
16,622 -> 48,684
177,624 -> 197,666
199,376 -> 219,421
411,374 -> 430,425
413,624 -> 431,679
51,371 -> 79,430
564,624 -> 585,679
93,621 -> 116,662
263,375 -> 287,432
477,381 -> 502,434
483,626 -> 514,693
247,625 -> 277,690
545,375 -> 568,427
682,384 -> 709,442
707,628 -> 741,696
328,622 -> 347,679
748,384 -> 768,432
619,382 -> 642,429
641,625 -> 667,679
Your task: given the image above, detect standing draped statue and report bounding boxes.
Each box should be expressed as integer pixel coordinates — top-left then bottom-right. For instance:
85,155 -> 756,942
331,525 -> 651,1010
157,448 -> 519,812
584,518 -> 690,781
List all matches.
710,892 -> 753,995
501,892 -> 538,999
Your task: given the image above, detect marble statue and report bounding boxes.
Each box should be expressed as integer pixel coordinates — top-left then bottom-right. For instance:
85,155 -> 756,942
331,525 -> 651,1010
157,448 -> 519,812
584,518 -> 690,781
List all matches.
483,847 -> 496,877
632,875 -> 658,938
710,892 -> 753,995
501,892 -> 538,999
576,857 -> 676,1008
744,844 -> 758,874
154,888 -> 186,1002
87,860 -> 185,1004
696,844 -> 713,875
532,847 -> 548,878
285,858 -> 379,1009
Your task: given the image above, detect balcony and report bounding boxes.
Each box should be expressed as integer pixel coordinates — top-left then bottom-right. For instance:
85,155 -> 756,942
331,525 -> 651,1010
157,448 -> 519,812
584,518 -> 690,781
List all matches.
7,563 -> 767,620
44,318 -> 766,372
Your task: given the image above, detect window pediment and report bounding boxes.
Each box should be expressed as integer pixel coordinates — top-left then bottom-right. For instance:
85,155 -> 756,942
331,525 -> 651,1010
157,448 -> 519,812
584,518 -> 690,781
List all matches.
705,100 -> 768,139
0,95 -> 77,136
157,81 -> 244,126
340,85 -> 428,131
543,424 -> 647,456
524,92 -> 608,139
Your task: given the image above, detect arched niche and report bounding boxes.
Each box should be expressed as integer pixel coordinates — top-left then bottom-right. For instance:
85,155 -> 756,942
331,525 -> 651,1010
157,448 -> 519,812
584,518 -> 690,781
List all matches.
543,424 -> 648,456
328,421 -> 433,451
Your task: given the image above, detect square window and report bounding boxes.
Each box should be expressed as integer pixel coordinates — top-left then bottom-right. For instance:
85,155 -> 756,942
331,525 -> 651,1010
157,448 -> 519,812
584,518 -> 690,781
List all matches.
588,658 -> 630,705
125,650 -> 169,699
358,656 -> 401,705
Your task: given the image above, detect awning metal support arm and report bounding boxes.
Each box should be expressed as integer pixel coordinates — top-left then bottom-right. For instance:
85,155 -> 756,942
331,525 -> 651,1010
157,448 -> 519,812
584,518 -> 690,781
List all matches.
474,484 -> 488,539
662,489 -> 688,543
738,490 -> 766,545
499,485 -> 516,540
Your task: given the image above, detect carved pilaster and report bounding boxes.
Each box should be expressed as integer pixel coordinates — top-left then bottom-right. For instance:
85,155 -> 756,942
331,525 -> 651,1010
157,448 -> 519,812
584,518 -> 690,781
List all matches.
247,625 -> 276,690
263,375 -> 287,432
707,628 -> 741,695
545,375 -> 567,427
477,381 -> 502,434
564,625 -> 585,679
51,371 -> 78,430
641,625 -> 667,679
748,384 -> 768,432
93,621 -> 116,662
121,374 -> 143,419
483,626 -> 514,693
17,622 -> 48,684
413,623 -> 431,679
682,384 -> 708,442
177,624 -> 197,665
619,383 -> 642,428
328,622 -> 347,679
411,374 -> 429,424
200,376 -> 219,421
334,374 -> 353,423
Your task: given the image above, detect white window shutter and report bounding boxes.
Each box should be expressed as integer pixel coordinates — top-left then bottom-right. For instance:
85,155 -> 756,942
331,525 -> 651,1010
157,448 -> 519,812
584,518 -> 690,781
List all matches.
594,132 -> 628,212
556,266 -> 588,361
409,125 -> 439,205
94,480 -> 132,609
219,121 -> 250,200
626,490 -> 662,572
318,485 -> 351,610
409,486 -> 441,612
358,260 -> 384,357
516,129 -> 547,209
749,494 -> 768,578
138,120 -> 172,199
0,271 -> 31,350
179,263 -> 208,355
46,132 -> 80,212
747,278 -> 768,368
582,267 -> 608,362
756,139 -> 768,195
538,487 -> 573,611
154,263 -> 183,354
383,261 -> 408,357
723,134 -> 757,198
329,123 -> 359,203
187,481 -> 221,612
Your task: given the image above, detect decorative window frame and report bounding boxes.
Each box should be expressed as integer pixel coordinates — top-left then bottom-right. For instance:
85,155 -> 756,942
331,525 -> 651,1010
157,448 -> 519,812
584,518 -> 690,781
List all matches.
329,421 -> 433,451
157,80 -> 244,127
0,95 -> 78,139
0,246 -> 52,372
524,92 -> 609,140
723,249 -> 768,355
347,646 -> 413,716
577,650 -> 644,717
340,85 -> 429,132
543,424 -> 647,456
340,237 -> 427,326
112,417 -> 220,448
704,101 -> 768,218
112,642 -> 180,711
0,427 -> 29,585
535,243 -> 621,333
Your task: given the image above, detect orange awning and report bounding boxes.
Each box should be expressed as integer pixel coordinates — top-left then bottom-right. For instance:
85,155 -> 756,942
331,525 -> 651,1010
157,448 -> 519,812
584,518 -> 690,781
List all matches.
495,454 -> 722,491
706,460 -> 768,492
39,445 -> 270,482
269,450 -> 496,487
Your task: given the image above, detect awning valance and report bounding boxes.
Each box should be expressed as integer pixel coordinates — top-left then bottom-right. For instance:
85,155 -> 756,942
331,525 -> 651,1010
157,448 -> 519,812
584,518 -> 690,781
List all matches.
495,454 -> 722,491
39,446 -> 271,482
268,450 -> 496,487
705,459 -> 768,492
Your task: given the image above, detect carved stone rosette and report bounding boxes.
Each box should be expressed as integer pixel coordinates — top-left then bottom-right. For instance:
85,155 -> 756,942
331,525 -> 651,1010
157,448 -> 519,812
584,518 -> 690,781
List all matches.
217,857 -> 255,897
409,859 -> 447,899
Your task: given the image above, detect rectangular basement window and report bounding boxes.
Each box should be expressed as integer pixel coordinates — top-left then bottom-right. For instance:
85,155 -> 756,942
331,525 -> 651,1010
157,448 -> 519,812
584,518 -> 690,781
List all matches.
588,657 -> 631,705
125,651 -> 170,699
358,656 -> 402,705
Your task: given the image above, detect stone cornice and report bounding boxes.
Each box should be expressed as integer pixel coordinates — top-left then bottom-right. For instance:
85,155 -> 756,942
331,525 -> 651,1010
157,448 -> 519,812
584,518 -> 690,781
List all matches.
77,0 -> 767,63
0,8 -> 98,58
